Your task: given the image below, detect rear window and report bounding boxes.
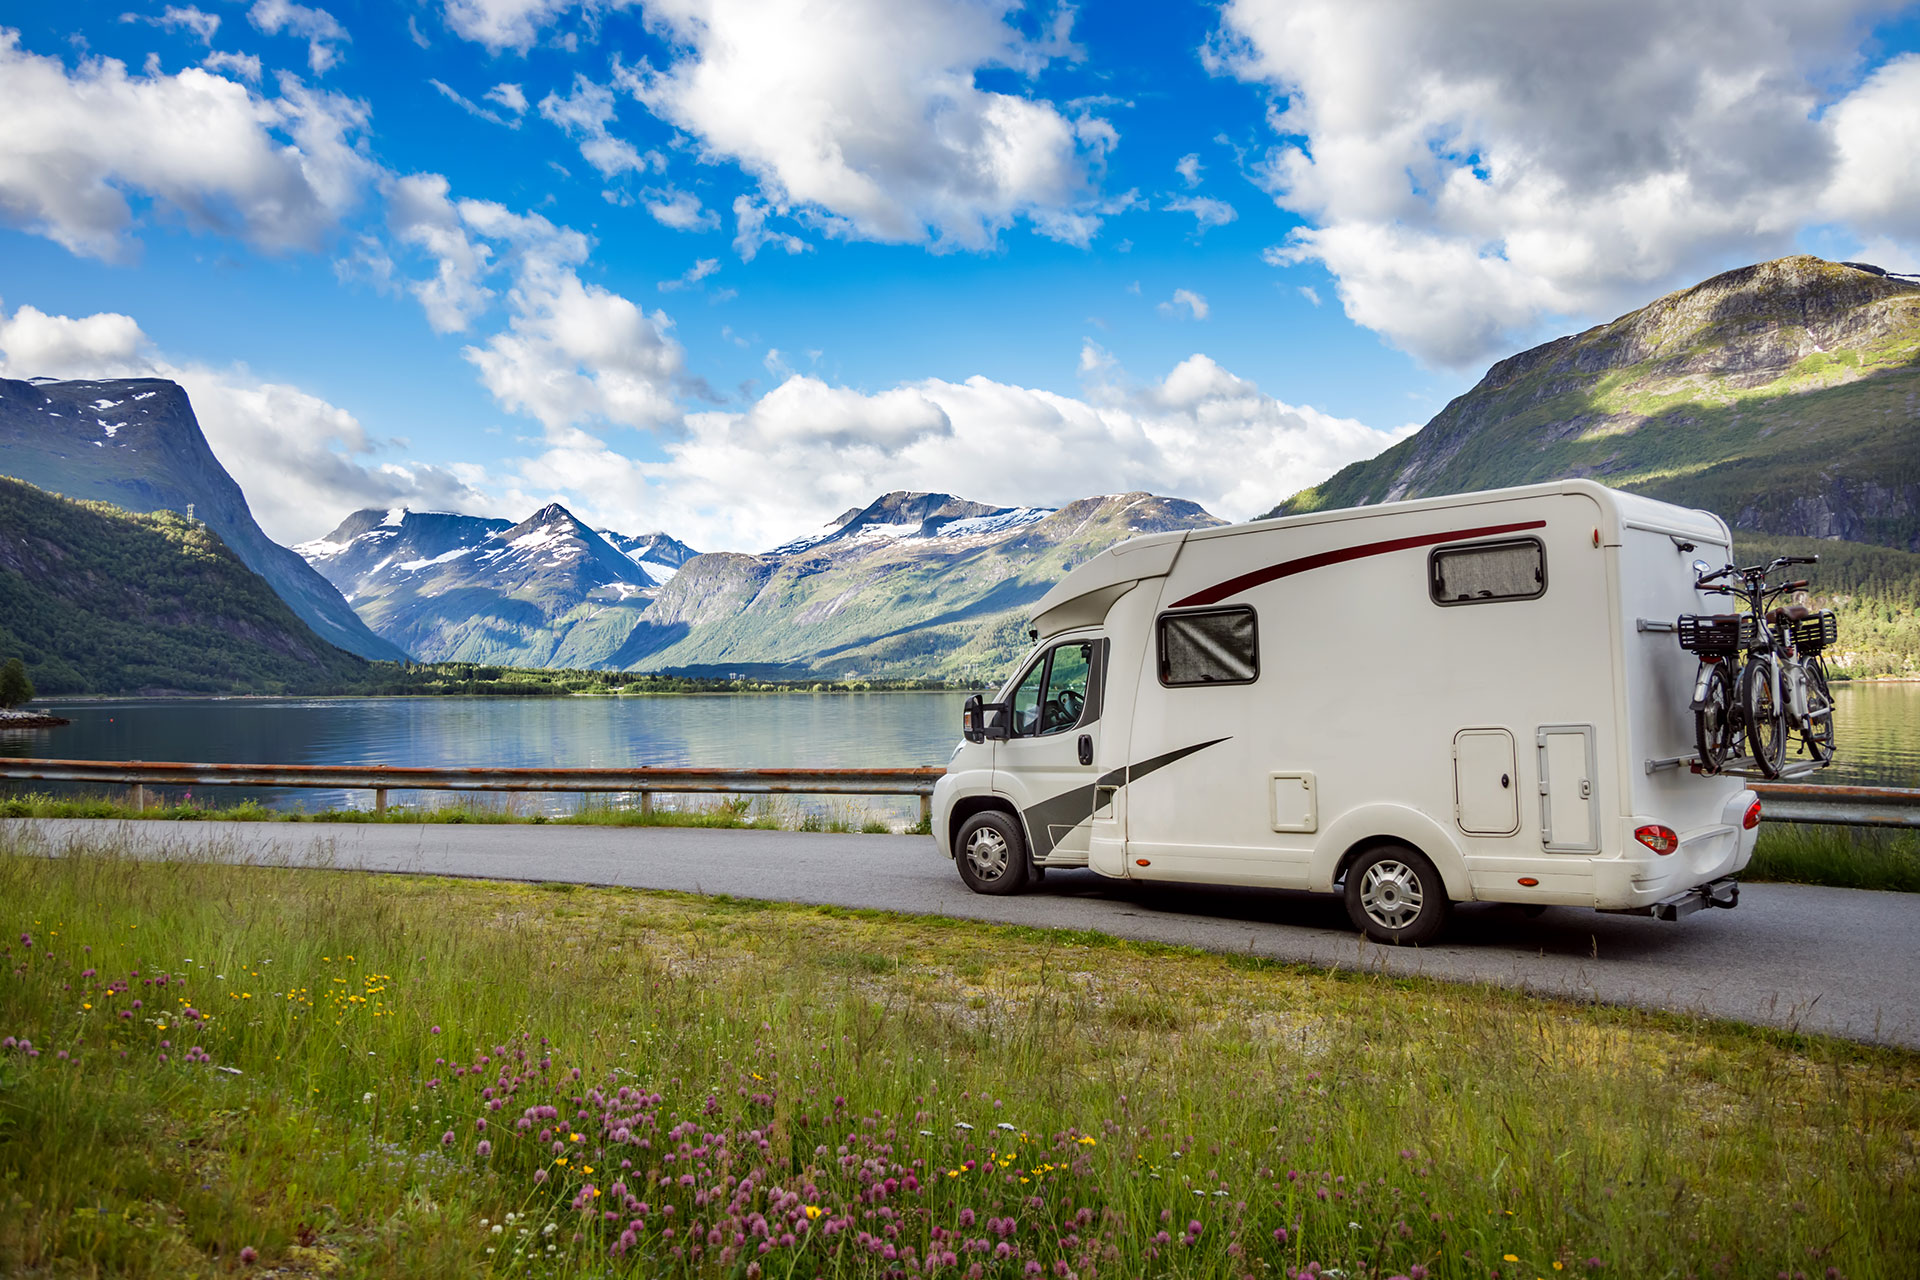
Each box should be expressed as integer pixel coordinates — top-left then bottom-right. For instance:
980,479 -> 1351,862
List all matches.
1157,608 -> 1258,686
1429,537 -> 1546,605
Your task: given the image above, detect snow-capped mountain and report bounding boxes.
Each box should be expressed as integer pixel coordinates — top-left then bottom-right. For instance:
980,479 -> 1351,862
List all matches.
771,491 -> 1054,555
0,376 -> 407,662
298,504 -> 697,665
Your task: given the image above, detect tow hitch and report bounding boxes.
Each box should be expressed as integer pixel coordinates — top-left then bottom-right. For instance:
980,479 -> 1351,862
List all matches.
1649,876 -> 1740,921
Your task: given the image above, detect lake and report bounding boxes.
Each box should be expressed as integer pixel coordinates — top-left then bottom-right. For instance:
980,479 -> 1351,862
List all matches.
2,683 -> 1915,813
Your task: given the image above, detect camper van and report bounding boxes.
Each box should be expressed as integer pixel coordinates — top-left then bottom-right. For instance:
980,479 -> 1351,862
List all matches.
931,480 -> 1759,944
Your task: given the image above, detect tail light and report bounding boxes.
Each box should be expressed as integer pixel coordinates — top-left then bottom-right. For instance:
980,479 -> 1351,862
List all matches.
1635,824 -> 1679,855
1743,799 -> 1762,830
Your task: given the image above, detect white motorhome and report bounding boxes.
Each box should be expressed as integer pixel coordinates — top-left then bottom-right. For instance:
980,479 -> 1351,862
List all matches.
932,480 -> 1760,944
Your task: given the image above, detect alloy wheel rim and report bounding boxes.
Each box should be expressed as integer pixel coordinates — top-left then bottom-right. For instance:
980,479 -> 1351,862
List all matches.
965,828 -> 1009,881
1360,860 -> 1423,930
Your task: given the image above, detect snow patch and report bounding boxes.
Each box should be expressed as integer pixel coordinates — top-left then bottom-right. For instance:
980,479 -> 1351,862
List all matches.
936,507 -> 1052,539
98,420 -> 126,439
398,547 -> 475,572
132,390 -> 159,401
92,398 -> 122,410
381,508 -> 407,528
637,561 -> 678,585
295,538 -> 352,558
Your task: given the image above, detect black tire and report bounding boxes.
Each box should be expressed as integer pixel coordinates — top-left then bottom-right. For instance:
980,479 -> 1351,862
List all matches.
1343,844 -> 1449,946
1801,658 -> 1835,763
1693,662 -> 1735,774
954,811 -> 1030,896
1742,655 -> 1787,778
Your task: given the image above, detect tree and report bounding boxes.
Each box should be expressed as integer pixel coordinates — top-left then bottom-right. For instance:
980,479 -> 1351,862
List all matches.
0,657 -> 33,708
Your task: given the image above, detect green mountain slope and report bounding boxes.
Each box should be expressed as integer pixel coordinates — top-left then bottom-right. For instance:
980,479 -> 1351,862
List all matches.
0,477 -> 368,695
623,492 -> 1224,680
0,376 -> 409,661
1268,257 -> 1920,550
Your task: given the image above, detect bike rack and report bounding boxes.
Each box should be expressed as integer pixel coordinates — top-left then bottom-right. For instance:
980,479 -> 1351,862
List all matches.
1693,755 -> 1830,781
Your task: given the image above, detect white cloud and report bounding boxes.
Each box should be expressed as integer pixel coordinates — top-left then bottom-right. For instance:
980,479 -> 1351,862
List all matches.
658,256 -> 719,291
1823,53 -> 1920,246
1297,284 -> 1320,306
201,50 -> 262,82
644,187 -> 718,232
119,6 -> 222,43
731,194 -> 808,261
439,0 -> 631,54
1212,0 -> 1917,367
0,300 -> 485,542
621,0 -> 1119,252
0,32 -> 372,260
1175,153 -> 1202,187
385,172 -> 496,333
1158,288 -> 1208,320
430,78 -> 515,126
1166,194 -> 1236,233
485,82 -> 528,115
538,74 -> 655,178
247,0 -> 349,75
587,352 -> 1403,551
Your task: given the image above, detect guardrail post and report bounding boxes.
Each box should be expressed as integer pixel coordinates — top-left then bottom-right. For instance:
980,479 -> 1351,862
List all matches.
374,788 -> 388,816
130,783 -> 146,812
919,794 -> 931,825
640,790 -> 653,816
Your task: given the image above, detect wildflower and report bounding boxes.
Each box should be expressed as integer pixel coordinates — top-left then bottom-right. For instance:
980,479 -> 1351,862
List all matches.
442,1131 -> 455,1146
363,1092 -> 374,1104
954,1122 -> 973,1131
478,1140 -> 493,1157
1506,1256 -> 1520,1264
239,1246 -> 257,1264
805,1206 -> 822,1220
534,1170 -> 549,1184
997,1122 -> 1016,1132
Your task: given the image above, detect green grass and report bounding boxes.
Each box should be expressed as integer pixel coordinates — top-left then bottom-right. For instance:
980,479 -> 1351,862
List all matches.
0,790 -> 928,834
1748,822 -> 1920,892
0,834 -> 1913,1278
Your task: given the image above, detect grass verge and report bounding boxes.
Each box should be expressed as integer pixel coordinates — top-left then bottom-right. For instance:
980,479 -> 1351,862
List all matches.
1746,822 -> 1920,892
0,831 -> 1914,1278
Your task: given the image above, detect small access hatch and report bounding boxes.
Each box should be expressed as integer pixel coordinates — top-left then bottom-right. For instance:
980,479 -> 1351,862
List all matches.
1537,724 -> 1599,852
1454,729 -> 1519,836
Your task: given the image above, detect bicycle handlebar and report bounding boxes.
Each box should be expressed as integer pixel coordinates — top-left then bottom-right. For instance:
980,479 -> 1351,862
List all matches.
1784,579 -> 1809,591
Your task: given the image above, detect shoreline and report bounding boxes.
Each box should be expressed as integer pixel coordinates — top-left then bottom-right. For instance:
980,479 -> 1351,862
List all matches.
0,710 -> 71,728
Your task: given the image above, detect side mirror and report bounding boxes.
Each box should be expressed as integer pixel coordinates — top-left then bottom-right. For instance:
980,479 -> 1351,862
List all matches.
984,706 -> 1010,741
962,694 -> 985,744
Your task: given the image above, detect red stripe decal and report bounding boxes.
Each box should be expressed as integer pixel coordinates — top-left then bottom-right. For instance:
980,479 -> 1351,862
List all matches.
1169,519 -> 1548,608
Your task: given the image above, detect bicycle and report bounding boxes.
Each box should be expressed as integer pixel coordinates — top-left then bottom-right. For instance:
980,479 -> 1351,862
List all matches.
1683,557 -> 1837,778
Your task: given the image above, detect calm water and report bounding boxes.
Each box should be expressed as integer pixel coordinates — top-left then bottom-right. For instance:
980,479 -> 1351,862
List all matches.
1,684 -> 1913,811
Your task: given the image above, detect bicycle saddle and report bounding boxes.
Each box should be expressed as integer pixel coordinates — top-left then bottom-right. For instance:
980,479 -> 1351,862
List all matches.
1767,603 -> 1813,624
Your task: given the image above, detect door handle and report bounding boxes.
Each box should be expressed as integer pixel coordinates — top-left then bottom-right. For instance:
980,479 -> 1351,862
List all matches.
1077,734 -> 1094,766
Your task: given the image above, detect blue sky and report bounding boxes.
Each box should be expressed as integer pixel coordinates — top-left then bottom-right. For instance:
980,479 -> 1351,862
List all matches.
0,0 -> 1915,550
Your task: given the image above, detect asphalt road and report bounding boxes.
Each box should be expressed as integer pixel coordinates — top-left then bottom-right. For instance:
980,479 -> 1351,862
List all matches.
10,818 -> 1918,1050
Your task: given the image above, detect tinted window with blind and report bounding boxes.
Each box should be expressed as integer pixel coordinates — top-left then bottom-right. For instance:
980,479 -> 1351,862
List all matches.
1157,607 -> 1258,686
1428,537 -> 1546,606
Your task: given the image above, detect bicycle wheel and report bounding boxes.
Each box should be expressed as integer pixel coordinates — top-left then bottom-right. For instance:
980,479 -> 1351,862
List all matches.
1693,662 -> 1735,774
1801,657 -> 1835,763
1742,655 -> 1787,778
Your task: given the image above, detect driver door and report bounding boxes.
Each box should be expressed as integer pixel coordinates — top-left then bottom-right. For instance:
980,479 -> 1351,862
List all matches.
993,637 -> 1102,865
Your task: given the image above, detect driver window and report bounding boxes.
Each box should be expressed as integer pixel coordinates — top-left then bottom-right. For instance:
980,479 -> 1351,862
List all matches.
1040,643 -> 1092,735
1010,660 -> 1046,737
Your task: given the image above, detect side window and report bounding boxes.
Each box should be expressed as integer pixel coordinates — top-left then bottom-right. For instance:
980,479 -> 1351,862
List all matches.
1007,640 -> 1097,737
1040,642 -> 1092,734
1157,608 -> 1258,686
1429,537 -> 1546,605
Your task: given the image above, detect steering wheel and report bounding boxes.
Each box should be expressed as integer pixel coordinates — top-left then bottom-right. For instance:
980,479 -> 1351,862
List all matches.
1055,688 -> 1084,722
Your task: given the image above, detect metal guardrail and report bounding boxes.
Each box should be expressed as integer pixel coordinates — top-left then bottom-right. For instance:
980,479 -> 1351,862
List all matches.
0,760 -> 1912,828
0,758 -> 945,819
1751,782 -> 1920,828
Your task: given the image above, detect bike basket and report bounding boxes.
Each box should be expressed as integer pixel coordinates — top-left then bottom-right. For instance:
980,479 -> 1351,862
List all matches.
1792,609 -> 1838,653
1677,613 -> 1753,655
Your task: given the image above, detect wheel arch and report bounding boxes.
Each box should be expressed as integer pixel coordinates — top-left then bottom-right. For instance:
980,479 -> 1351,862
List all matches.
1312,803 -> 1474,902
946,793 -> 1027,860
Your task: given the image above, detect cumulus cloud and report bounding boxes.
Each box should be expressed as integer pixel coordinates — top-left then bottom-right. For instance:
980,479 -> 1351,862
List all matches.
657,257 -> 719,291
1166,194 -> 1236,233
1211,0 -> 1917,367
0,32 -> 372,261
439,0 -> 632,54
644,187 -> 718,232
579,352 -> 1404,551
1175,153 -> 1203,187
247,0 -> 349,75
732,195 -> 809,261
202,49 -> 262,81
0,300 -> 485,542
620,0 -> 1119,252
1158,288 -> 1208,320
485,82 -> 528,115
538,74 -> 657,179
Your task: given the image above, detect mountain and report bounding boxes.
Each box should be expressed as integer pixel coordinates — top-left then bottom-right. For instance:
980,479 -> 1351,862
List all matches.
1266,256 -> 1920,550
298,503 -> 686,666
616,491 -> 1224,679
0,376 -> 409,661
0,476 -> 368,695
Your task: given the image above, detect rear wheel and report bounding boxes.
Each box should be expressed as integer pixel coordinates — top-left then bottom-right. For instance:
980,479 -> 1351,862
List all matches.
1742,656 -> 1787,778
1801,657 -> 1835,763
954,811 -> 1030,896
1693,662 -> 1735,774
1343,845 -> 1449,946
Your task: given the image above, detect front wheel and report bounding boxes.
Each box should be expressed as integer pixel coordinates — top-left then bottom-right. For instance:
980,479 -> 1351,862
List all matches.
1742,655 -> 1787,778
1693,662 -> 1735,774
1343,845 -> 1449,946
953,811 -> 1030,896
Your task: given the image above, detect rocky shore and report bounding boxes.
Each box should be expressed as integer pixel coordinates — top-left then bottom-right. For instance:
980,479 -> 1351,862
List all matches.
0,709 -> 70,728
